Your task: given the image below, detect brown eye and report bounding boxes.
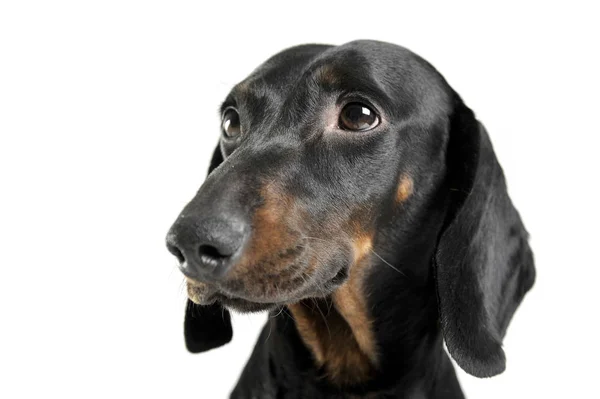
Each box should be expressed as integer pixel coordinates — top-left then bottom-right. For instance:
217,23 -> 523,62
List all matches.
339,103 -> 379,131
222,108 -> 241,138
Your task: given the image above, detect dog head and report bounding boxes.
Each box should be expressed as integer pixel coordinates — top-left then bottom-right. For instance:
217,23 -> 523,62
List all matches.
166,40 -> 534,378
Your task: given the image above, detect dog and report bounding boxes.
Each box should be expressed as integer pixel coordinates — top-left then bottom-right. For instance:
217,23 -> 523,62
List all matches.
166,40 -> 535,398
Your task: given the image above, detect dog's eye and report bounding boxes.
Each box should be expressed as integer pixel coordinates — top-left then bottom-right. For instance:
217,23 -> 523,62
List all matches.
339,103 -> 379,131
222,108 -> 241,138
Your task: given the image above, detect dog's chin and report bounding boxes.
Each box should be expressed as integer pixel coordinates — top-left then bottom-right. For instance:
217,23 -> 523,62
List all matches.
187,284 -> 279,313
214,294 -> 279,313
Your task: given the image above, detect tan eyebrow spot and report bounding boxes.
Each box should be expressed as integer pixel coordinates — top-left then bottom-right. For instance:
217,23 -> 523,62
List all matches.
234,79 -> 252,94
396,174 -> 414,203
316,64 -> 341,86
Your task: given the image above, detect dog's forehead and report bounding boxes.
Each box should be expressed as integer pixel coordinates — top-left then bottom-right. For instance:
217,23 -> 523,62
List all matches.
226,41 -> 452,123
247,44 -> 334,88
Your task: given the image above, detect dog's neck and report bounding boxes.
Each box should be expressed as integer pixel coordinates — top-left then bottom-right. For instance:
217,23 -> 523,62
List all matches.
287,264 -> 456,398
232,255 -> 464,399
286,239 -> 379,386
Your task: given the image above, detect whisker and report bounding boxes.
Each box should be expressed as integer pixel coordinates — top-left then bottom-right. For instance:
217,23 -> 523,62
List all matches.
281,307 -> 293,320
303,234 -> 407,278
271,306 -> 286,318
178,277 -> 187,296
313,299 -> 332,340
369,248 -> 407,277
325,296 -> 334,316
265,320 -> 273,342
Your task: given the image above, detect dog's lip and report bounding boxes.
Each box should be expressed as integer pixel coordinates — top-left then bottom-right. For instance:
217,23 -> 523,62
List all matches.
186,281 -> 282,306
185,257 -> 349,307
213,289 -> 293,306
186,256 -> 312,303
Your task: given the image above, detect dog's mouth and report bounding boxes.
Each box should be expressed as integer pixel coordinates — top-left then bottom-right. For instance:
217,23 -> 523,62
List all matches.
186,282 -> 280,312
186,258 -> 349,313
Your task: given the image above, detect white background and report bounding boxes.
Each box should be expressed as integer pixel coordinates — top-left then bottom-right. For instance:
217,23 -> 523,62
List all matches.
1,1 -> 599,398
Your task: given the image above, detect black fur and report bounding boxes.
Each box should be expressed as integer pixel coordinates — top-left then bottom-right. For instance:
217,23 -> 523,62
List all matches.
434,97 -> 535,377
169,40 -> 535,398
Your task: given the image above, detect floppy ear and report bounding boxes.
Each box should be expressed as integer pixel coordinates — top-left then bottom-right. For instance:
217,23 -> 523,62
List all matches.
183,144 -> 233,353
184,300 -> 232,353
435,94 -> 535,378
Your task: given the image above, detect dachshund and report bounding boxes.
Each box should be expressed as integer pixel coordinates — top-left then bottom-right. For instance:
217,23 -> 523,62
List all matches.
166,40 -> 535,398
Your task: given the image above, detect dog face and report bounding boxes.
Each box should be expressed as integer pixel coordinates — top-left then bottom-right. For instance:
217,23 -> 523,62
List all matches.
167,42 -> 453,311
167,40 -> 535,379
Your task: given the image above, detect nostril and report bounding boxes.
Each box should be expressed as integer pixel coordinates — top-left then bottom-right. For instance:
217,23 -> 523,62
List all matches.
167,215 -> 247,279
198,244 -> 229,261
167,242 -> 186,264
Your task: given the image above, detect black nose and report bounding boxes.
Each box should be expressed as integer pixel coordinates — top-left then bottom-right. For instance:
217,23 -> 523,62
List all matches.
166,214 -> 248,280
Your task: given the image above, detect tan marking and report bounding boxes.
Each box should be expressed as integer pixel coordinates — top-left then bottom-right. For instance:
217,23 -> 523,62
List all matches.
234,79 -> 252,94
332,234 -> 377,363
352,234 -> 374,263
316,64 -> 340,86
185,278 -> 210,304
288,232 -> 379,386
237,185 -> 295,271
288,300 -> 374,385
396,174 -> 414,203
287,302 -> 326,364
220,184 -> 305,300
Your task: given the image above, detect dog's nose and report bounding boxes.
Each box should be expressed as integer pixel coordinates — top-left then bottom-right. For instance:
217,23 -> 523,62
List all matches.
166,215 -> 248,280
